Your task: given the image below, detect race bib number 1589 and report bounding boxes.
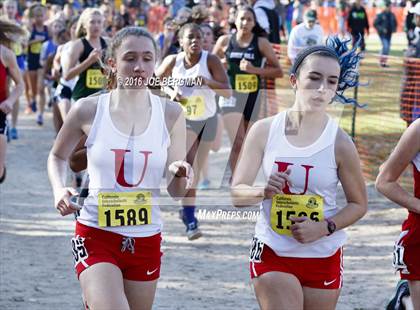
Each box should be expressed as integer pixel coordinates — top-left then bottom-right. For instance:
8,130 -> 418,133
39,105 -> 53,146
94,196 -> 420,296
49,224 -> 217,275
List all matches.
97,192 -> 152,227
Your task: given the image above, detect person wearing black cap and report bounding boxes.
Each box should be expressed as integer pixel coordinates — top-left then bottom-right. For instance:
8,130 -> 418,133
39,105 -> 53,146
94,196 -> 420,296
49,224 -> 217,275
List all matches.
231,37 -> 367,310
287,9 -> 324,64
347,0 -> 369,52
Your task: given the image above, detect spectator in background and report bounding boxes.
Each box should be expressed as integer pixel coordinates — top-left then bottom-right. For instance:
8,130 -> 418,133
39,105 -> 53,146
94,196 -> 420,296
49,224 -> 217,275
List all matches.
249,0 -> 281,43
293,0 -> 306,25
347,0 -> 369,52
287,9 -> 324,63
405,0 -> 419,46
401,2 -> 420,125
274,0 -> 288,42
337,0 -> 349,39
285,0 -> 294,35
374,0 -> 397,67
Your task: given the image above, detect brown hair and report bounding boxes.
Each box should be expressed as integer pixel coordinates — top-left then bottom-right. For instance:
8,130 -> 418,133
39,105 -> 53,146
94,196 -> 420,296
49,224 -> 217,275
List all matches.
28,3 -> 45,19
105,26 -> 158,90
0,18 -> 28,47
75,8 -> 102,38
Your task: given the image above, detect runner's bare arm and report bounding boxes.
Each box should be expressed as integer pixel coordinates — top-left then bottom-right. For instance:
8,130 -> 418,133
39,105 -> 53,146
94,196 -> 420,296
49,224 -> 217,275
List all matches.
155,55 -> 179,100
48,97 -> 96,211
231,118 -> 273,207
69,135 -> 88,173
0,47 -> 24,113
332,128 -> 368,229
51,44 -> 62,79
212,35 -> 229,69
245,37 -> 283,78
155,54 -> 176,79
164,100 -> 191,200
376,119 -> 420,214
205,54 -> 232,98
63,40 -> 100,81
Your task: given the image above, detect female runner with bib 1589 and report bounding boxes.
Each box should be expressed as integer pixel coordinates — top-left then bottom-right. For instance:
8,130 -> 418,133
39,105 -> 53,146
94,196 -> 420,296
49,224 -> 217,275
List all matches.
48,27 -> 193,310
231,37 -> 368,310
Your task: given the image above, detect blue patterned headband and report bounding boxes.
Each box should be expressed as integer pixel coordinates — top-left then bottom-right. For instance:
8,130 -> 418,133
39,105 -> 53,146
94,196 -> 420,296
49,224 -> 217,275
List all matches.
290,36 -> 364,107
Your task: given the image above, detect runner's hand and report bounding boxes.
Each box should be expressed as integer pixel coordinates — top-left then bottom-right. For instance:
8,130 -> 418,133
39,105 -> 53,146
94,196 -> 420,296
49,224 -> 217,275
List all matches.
239,59 -> 255,73
0,99 -> 13,114
290,216 -> 328,243
54,187 -> 79,216
169,161 -> 194,189
87,48 -> 102,64
263,169 -> 292,200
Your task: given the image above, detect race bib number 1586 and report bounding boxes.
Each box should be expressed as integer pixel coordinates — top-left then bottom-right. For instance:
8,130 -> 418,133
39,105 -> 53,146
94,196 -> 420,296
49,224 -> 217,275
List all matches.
270,194 -> 324,236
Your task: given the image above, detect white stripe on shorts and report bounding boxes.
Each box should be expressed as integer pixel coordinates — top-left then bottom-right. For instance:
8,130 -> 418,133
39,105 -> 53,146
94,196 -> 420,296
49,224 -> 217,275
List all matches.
252,261 -> 258,278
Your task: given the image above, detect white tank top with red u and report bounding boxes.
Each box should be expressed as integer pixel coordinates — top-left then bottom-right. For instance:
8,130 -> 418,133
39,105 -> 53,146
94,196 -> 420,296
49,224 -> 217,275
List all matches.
77,91 -> 170,237
254,110 -> 347,258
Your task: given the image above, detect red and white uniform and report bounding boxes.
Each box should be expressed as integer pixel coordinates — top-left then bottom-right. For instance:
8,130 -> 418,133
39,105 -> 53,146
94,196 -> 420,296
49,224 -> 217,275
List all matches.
394,153 -> 420,280
250,110 -> 345,289
72,91 -> 170,281
78,91 -> 170,237
255,110 -> 346,257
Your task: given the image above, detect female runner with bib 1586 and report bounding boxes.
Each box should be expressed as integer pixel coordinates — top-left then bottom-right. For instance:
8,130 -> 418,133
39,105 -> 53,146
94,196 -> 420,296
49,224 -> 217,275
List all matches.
156,23 -> 231,240
231,37 -> 368,310
376,119 -> 420,310
48,27 -> 193,310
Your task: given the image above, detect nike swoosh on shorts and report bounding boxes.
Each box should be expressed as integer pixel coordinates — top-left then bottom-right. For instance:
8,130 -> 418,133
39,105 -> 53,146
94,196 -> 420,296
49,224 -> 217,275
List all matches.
324,279 -> 336,286
147,268 -> 158,276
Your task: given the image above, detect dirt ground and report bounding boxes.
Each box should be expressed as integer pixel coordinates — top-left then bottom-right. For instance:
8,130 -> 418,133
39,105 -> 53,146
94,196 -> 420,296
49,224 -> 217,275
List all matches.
0,107 -> 409,310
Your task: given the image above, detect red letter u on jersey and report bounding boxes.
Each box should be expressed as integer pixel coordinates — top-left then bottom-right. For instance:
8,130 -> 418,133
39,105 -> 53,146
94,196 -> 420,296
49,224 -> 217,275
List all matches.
111,149 -> 152,187
274,161 -> 314,195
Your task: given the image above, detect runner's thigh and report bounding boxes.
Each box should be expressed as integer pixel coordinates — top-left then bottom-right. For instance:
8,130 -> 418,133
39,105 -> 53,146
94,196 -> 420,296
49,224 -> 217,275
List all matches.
408,280 -> 420,310
79,262 -> 130,310
253,271 -> 304,310
302,286 -> 340,310
124,279 -> 158,310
